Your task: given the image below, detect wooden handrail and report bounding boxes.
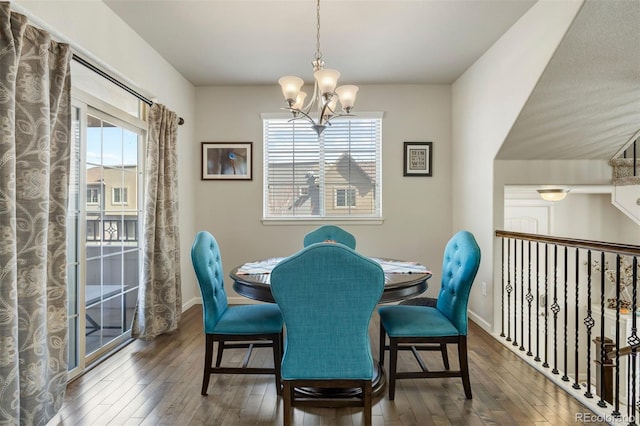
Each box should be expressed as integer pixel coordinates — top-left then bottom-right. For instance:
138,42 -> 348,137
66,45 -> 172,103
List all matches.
495,230 -> 640,257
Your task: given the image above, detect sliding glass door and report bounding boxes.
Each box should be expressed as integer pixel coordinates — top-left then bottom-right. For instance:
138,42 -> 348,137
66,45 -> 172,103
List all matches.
67,67 -> 146,378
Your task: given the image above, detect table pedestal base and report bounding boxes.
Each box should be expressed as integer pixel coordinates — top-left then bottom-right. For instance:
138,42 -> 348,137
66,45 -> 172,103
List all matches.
293,363 -> 386,400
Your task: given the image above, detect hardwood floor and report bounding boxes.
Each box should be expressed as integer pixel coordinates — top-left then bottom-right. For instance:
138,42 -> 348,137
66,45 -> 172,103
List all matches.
52,305 -> 605,425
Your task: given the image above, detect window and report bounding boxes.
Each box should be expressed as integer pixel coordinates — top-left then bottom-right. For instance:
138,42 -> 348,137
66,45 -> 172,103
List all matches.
263,114 -> 382,219
335,188 -> 357,208
112,187 -> 128,204
87,188 -> 100,205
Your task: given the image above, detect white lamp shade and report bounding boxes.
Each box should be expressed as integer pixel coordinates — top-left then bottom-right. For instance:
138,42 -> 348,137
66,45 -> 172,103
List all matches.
537,188 -> 569,201
278,76 -> 304,102
335,85 -> 359,110
314,69 -> 341,95
292,91 -> 307,110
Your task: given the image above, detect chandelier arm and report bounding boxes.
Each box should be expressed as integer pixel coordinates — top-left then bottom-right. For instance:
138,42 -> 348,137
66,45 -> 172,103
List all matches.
281,107 -> 316,126
324,113 -> 355,124
319,98 -> 334,124
300,81 -> 320,114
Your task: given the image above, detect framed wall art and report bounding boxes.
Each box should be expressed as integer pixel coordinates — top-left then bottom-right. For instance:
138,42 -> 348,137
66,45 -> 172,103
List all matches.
201,142 -> 253,180
403,142 -> 432,177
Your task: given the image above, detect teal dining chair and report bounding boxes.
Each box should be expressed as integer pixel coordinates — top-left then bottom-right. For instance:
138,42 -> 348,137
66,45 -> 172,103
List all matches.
303,224 -> 356,249
191,231 -> 284,395
378,230 -> 481,400
270,242 -> 385,426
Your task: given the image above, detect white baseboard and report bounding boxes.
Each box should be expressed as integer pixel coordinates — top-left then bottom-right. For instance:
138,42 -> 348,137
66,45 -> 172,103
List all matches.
182,297 -> 201,312
468,309 -> 492,332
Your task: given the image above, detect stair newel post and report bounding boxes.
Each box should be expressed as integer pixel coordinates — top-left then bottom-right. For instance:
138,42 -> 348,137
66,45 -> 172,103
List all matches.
612,254 -> 621,416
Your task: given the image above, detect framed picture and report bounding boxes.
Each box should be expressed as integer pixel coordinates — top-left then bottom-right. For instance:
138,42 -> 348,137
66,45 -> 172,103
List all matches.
201,142 -> 252,180
403,142 -> 432,177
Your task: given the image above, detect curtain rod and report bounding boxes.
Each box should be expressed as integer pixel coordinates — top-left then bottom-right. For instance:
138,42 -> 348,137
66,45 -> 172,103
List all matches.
72,54 -> 184,126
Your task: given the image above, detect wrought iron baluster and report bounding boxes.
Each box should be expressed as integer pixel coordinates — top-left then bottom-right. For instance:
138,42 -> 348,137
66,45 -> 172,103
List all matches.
634,140 -> 637,177
562,246 -> 569,381
535,241 -> 541,363
573,247 -> 581,390
506,238 -> 513,342
630,256 -> 638,426
526,240 -> 533,357
513,240 -> 524,351
598,251 -> 607,408
585,250 -> 594,398
513,239 -> 519,348
543,243 -> 549,368
501,237 -> 505,338
551,244 -> 560,374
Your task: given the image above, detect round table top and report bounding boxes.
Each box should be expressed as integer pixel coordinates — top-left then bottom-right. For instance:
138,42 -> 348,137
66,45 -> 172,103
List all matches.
229,258 -> 432,304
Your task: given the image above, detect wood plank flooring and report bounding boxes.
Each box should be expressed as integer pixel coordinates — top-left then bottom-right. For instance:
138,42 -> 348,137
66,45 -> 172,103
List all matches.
51,305 -> 605,425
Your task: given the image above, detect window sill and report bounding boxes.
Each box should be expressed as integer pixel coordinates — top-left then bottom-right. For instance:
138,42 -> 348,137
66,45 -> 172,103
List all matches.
261,217 -> 384,226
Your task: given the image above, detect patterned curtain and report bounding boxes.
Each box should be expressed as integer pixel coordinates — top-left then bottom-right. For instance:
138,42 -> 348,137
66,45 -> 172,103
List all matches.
0,3 -> 72,424
131,103 -> 182,340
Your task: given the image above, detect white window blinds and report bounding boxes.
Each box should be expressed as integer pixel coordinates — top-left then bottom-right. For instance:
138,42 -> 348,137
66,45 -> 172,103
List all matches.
263,115 -> 382,218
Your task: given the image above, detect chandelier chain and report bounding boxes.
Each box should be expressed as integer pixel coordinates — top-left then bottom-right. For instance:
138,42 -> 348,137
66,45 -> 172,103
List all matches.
315,0 -> 322,62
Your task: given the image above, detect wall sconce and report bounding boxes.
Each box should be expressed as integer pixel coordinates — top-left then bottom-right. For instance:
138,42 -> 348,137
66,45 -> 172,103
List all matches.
537,188 -> 569,202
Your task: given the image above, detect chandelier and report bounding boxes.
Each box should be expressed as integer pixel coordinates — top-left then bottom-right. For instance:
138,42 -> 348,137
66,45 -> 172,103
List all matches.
278,0 -> 359,136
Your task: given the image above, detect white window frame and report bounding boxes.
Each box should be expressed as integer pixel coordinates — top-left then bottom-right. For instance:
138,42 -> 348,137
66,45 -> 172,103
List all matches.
87,188 -> 100,205
261,112 -> 383,224
112,187 -> 128,205
335,187 -> 357,209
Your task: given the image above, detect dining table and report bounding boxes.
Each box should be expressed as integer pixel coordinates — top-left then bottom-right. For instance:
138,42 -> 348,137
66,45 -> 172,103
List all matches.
230,256 -> 431,304
229,255 -> 432,398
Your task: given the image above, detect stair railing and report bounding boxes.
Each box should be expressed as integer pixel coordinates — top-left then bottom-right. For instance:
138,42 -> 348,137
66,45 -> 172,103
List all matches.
495,230 -> 640,425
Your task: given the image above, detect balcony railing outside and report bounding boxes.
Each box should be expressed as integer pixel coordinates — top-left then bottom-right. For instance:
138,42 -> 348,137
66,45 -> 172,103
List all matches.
496,230 -> 640,425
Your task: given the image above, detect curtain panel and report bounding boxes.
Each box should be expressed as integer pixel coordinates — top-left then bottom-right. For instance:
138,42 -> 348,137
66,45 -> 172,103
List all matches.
131,103 -> 182,340
0,2 -> 72,424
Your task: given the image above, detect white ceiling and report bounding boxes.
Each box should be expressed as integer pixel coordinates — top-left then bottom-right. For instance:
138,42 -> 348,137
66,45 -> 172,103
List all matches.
104,0 -> 640,161
104,0 -> 536,85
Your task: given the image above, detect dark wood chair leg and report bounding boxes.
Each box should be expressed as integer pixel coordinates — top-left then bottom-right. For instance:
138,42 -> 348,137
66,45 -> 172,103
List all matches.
388,338 -> 398,400
215,339 -> 224,367
202,334 -> 213,395
440,343 -> 450,370
283,381 -> 293,426
273,333 -> 282,394
459,336 -> 472,399
363,381 -> 372,426
379,322 -> 386,364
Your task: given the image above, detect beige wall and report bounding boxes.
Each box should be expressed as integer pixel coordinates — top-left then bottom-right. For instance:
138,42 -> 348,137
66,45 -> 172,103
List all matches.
553,193 -> 640,244
452,0 -> 584,330
195,84 -> 453,303
14,0 -> 199,308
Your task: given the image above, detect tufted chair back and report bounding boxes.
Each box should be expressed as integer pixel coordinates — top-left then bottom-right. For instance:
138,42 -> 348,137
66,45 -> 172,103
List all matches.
435,230 -> 481,335
191,231 -> 229,333
303,225 -> 356,249
271,242 -> 384,380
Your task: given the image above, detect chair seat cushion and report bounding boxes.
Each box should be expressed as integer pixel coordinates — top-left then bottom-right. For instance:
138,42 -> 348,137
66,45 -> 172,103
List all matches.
213,304 -> 283,335
378,305 -> 459,337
